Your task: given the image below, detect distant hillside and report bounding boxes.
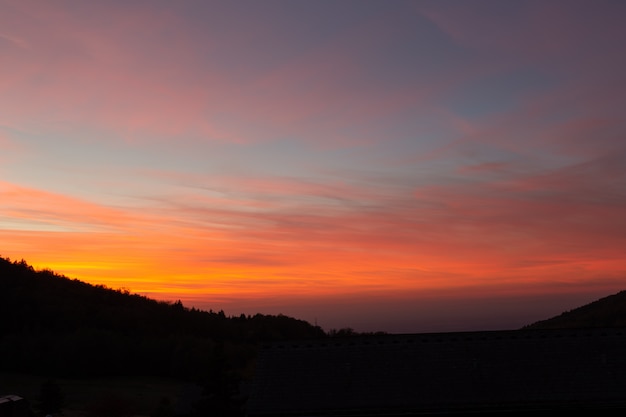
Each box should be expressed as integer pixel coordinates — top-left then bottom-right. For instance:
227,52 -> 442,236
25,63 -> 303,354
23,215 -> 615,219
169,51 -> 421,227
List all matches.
526,290 -> 626,329
0,256 -> 324,381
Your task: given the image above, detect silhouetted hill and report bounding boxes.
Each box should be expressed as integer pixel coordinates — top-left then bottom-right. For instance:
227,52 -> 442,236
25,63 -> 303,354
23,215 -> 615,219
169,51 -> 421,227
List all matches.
0,256 -> 324,383
526,290 -> 626,329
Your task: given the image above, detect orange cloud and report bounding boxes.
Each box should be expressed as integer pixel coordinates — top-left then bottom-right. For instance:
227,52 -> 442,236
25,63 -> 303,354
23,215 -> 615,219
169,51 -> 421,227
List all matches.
2,158 -> 625,331
2,1 -> 626,333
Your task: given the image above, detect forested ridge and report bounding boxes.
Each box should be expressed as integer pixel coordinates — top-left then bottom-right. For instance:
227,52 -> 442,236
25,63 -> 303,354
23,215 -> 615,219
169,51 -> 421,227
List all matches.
0,256 -> 325,415
4,255 -> 626,416
525,290 -> 626,330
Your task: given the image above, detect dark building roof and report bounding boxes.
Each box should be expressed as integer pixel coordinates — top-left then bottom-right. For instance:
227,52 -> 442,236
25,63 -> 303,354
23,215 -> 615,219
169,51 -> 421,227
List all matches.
0,395 -> 29,417
247,327 -> 626,416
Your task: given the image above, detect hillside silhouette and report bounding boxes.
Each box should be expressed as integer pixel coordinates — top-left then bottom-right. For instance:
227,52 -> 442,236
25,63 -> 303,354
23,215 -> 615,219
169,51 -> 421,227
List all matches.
525,290 -> 626,329
0,256 -> 325,376
0,256 -> 325,415
4,255 -> 626,415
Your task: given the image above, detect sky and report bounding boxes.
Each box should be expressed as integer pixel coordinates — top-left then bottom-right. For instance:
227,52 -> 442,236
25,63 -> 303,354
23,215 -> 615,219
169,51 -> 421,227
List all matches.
1,0 -> 625,333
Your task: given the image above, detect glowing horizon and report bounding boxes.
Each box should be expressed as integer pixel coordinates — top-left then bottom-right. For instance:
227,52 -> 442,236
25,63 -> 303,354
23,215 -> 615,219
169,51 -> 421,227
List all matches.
1,0 -> 625,332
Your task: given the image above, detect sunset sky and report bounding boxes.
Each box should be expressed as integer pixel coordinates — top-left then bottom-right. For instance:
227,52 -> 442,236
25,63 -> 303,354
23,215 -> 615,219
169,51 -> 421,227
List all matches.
1,0 -> 625,333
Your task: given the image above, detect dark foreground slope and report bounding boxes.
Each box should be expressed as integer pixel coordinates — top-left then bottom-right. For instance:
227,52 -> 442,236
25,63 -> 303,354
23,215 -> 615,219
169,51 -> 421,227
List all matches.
249,289 -> 626,416
249,328 -> 626,416
526,290 -> 626,329
0,256 -> 324,381
248,289 -> 626,416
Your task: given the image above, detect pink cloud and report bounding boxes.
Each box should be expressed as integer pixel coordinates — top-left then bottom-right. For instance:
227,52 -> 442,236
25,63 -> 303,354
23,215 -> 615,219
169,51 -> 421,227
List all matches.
0,32 -> 29,49
2,163 -> 625,325
420,50 -> 626,173
2,1 -> 625,330
0,1 -> 244,142
415,154 -> 626,267
141,164 -> 626,298
0,132 -> 17,151
0,180 -> 137,232
419,1 -> 626,65
0,1 -> 481,148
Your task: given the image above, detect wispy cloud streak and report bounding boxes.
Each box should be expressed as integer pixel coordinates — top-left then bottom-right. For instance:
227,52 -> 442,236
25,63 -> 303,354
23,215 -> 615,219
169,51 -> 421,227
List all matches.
1,0 -> 625,331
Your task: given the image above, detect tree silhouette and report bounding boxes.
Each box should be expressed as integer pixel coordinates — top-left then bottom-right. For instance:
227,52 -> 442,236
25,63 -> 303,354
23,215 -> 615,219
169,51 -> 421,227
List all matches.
0,255 -> 326,383
37,379 -> 64,416
151,397 -> 174,417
